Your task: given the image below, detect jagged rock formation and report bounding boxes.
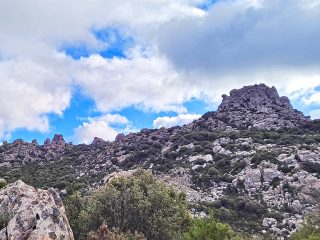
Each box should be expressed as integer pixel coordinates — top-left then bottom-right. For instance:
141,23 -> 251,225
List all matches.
0,180 -> 74,240
190,84 -> 310,131
0,84 -> 319,239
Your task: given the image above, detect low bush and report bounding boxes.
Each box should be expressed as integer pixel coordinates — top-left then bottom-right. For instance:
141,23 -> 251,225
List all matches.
0,178 -> 7,189
183,211 -> 241,240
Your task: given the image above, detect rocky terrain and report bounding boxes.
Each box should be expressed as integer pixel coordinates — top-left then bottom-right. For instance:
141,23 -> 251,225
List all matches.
0,180 -> 73,239
1,83 -> 320,239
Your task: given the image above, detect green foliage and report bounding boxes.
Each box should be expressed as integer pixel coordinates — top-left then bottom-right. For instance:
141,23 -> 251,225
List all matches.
301,161 -> 320,174
193,195 -> 271,233
291,210 -> 320,240
183,211 -> 241,240
0,208 -> 13,239
0,178 -> 7,189
64,192 -> 95,239
65,170 -> 191,240
0,157 -> 89,192
88,224 -> 145,240
251,151 -> 278,167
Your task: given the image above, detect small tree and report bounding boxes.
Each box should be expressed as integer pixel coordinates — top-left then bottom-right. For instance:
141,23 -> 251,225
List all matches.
65,170 -> 191,240
93,170 -> 191,240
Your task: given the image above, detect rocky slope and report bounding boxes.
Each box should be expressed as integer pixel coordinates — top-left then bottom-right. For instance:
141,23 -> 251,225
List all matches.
0,180 -> 74,239
1,83 -> 320,239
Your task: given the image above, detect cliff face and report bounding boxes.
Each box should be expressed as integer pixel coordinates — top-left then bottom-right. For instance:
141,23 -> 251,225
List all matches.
0,83 -> 319,238
0,180 -> 74,240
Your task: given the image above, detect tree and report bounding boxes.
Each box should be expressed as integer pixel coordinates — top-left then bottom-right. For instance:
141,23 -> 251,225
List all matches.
65,170 -> 191,240
92,170 -> 191,240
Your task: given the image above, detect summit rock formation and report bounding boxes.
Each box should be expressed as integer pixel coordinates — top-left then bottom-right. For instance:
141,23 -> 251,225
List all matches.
190,84 -> 310,131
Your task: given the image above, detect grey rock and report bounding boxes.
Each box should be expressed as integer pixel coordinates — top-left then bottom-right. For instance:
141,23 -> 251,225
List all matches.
0,180 -> 73,239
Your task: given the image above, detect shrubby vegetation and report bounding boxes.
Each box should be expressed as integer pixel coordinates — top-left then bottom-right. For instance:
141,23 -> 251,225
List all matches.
65,170 -> 191,240
0,178 -> 7,189
64,170 -> 245,240
87,224 -> 146,240
183,211 -> 241,240
291,210 -> 320,240
0,208 -> 13,239
0,157 -> 89,193
191,195 -> 277,234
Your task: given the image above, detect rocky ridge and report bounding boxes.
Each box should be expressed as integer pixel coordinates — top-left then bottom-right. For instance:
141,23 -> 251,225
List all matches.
0,84 -> 319,239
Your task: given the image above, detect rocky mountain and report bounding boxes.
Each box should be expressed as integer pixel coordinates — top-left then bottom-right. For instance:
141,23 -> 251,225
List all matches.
1,83 -> 320,239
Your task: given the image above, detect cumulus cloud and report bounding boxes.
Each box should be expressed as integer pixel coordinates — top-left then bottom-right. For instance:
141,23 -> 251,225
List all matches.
0,0 -> 203,139
73,114 -> 135,144
0,55 -> 72,139
156,0 -> 320,72
1,0 -> 320,140
153,113 -> 201,128
151,0 -> 320,100
74,49 -> 200,113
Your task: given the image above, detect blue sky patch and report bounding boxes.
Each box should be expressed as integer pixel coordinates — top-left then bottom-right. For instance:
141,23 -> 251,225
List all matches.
197,0 -> 219,10
62,28 -> 134,60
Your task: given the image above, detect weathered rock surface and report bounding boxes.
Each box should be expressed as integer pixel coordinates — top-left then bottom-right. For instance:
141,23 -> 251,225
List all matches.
191,84 -> 310,131
0,180 -> 74,240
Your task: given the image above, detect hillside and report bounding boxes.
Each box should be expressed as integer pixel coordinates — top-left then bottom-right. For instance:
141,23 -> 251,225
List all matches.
1,83 -> 320,238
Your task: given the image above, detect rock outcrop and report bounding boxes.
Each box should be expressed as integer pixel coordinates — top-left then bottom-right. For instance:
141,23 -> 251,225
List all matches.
0,180 -> 74,240
192,84 -> 310,131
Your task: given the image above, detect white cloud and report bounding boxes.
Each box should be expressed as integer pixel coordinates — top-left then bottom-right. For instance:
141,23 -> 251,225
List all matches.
153,113 -> 201,128
74,50 -> 200,113
0,55 -> 72,140
150,0 -> 320,101
73,114 -> 135,144
0,0 -> 204,139
310,109 -> 320,120
1,0 -> 320,140
303,92 -> 320,105
155,0 -> 320,73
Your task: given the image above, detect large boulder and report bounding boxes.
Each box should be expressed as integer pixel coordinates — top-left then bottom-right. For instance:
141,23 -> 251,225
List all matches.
0,180 -> 74,240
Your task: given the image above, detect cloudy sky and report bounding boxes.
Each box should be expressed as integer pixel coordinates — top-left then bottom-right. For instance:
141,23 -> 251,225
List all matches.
1,0 -> 320,144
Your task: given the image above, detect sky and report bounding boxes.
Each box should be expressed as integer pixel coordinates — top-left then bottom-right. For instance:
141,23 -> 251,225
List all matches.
1,0 -> 320,144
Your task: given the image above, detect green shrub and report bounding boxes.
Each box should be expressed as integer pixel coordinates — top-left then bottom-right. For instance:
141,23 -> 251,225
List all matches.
291,210 -> 320,240
0,178 -> 7,189
301,161 -> 320,174
251,151 -> 278,166
65,170 -> 191,240
88,224 -> 146,240
0,208 -> 13,238
183,211 -> 241,240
